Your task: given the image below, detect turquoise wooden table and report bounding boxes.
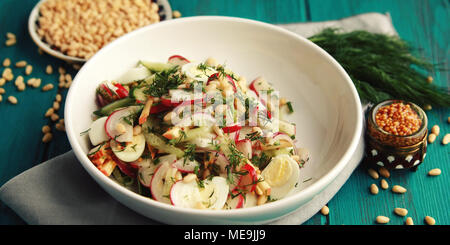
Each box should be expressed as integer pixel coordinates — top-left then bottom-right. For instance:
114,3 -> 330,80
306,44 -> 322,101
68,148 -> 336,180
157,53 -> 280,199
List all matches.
0,0 -> 448,225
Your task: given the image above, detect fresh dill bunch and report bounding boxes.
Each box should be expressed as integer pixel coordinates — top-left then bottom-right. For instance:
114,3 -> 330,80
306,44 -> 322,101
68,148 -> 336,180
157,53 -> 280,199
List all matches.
308,28 -> 450,107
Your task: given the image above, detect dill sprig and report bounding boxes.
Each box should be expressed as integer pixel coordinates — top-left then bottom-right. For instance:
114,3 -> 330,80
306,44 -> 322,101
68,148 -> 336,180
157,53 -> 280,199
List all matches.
308,28 -> 450,107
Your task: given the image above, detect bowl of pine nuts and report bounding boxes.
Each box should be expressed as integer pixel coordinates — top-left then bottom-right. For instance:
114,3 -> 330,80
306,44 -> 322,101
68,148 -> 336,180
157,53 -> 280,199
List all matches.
28,0 -> 172,63
65,16 -> 363,224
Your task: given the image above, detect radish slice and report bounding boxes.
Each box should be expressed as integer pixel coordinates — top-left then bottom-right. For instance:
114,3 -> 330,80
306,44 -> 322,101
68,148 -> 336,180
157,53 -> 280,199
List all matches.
249,77 -> 272,97
225,190 -> 244,209
277,119 -> 296,137
189,133 -> 217,148
172,158 -> 200,173
137,159 -> 158,187
181,62 -> 216,82
243,192 -> 258,208
111,154 -> 137,178
88,117 -> 109,146
157,154 -> 178,165
168,55 -> 190,66
238,163 -> 258,192
118,65 -> 151,84
170,176 -> 229,209
105,106 -> 141,142
210,151 -> 229,173
110,134 -> 146,162
150,162 -> 172,204
273,132 -> 295,147
222,124 -> 242,134
236,139 -> 252,159
237,126 -> 253,141
176,112 -> 216,127
170,180 -> 201,207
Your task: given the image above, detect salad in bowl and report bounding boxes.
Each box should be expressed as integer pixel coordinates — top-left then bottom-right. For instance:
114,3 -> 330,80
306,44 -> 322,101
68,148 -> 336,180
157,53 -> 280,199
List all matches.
85,55 -> 310,210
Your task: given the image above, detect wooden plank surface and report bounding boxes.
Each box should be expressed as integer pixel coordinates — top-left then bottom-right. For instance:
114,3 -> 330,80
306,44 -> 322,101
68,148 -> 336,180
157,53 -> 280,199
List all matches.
0,0 -> 448,225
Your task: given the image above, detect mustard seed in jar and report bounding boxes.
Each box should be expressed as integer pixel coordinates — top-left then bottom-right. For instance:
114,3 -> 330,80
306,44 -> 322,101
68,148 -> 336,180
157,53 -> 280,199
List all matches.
375,102 -> 422,136
365,100 -> 428,170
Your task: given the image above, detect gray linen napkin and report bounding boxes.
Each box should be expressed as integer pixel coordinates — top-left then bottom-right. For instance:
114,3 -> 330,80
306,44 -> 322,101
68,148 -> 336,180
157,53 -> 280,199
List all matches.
0,12 -> 397,225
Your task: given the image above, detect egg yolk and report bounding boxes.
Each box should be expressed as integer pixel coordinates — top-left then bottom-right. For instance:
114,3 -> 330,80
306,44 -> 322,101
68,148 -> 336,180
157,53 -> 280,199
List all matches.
263,157 -> 292,187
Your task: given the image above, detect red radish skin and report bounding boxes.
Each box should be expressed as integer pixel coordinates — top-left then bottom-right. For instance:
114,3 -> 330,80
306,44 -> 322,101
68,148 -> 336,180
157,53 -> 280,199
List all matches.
104,108 -> 133,142
222,124 -> 242,133
228,190 -> 244,209
168,55 -> 190,66
238,164 -> 258,192
113,83 -> 129,98
236,139 -> 252,159
111,154 -> 137,178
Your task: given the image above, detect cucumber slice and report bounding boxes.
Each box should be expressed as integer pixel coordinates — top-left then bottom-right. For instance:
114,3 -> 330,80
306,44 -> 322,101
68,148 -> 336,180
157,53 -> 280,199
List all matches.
139,61 -> 176,72
93,97 -> 137,117
131,86 -> 148,102
144,132 -> 184,158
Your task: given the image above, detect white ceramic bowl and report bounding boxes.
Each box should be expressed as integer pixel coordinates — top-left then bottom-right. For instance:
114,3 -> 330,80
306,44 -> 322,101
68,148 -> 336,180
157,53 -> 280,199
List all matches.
65,16 -> 362,224
28,0 -> 173,63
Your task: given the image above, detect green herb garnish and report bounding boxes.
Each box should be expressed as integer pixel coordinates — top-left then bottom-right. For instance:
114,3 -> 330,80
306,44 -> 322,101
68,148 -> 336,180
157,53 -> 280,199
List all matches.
308,28 -> 450,107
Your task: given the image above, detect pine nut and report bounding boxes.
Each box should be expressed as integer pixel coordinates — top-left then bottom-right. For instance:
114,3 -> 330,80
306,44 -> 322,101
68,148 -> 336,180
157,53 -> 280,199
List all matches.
205,57 -> 217,67
255,185 -> 263,195
5,38 -> 16,46
0,88 -> 5,94
42,83 -> 54,91
368,168 -> 379,179
279,97 -> 287,106
380,179 -> 389,190
55,123 -> 65,132
320,206 -> 329,216
394,208 -> 408,217
448,116 -> 450,124
163,111 -> 175,123
58,66 -> 66,75
42,133 -> 53,143
405,217 -> 414,225
133,125 -> 142,135
0,78 -> 5,86
257,194 -> 267,206
33,78 -> 42,88
428,168 -> 441,176
378,167 -> 390,178
42,125 -> 51,133
183,173 -> 197,183
15,61 -> 27,68
55,94 -> 62,102
0,94 -> 2,102
115,123 -> 126,134
376,216 -> 390,224
423,104 -> 432,111
45,108 -> 54,117
428,133 -> 437,143
65,74 -> 72,82
442,134 -> 450,145
213,125 -> 224,137
59,74 -> 65,83
370,184 -> 379,195
6,32 -> 16,40
392,185 -> 407,194
46,65 -> 53,74
425,216 -> 435,225
53,101 -> 60,110
25,65 -> 33,75
3,58 -> 10,67
173,10 -> 182,18
431,125 -> 440,135
51,113 -> 60,121
7,95 -> 17,104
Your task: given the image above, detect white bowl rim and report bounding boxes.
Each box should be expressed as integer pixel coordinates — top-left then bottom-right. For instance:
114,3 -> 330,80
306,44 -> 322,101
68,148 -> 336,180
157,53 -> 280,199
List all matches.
27,0 -> 173,64
65,16 -> 363,219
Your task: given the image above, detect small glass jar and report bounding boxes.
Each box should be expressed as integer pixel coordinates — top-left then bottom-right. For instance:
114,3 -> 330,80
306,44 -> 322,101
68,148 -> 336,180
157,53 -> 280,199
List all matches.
364,100 -> 428,171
